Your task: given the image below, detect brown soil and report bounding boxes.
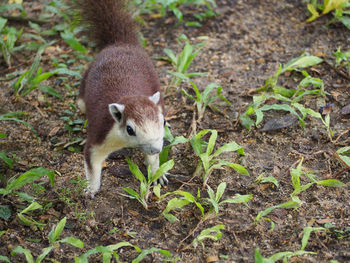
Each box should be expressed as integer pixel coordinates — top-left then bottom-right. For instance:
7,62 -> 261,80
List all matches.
0,0 -> 349,262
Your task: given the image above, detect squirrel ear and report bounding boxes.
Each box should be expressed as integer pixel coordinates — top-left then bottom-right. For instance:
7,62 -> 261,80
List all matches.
109,103 -> 124,122
149,92 -> 160,105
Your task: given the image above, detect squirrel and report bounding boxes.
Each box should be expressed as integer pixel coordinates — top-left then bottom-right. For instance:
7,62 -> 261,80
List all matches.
76,0 -> 167,197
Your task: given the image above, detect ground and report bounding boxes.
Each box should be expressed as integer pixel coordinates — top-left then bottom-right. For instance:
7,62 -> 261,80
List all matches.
0,0 -> 350,262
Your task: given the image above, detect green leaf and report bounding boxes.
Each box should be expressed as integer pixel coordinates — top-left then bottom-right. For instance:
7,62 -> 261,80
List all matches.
0,152 -> 13,169
0,255 -> 10,263
36,246 -> 53,263
60,237 -> 84,248
225,163 -> 250,176
260,176 -> 279,188
39,85 -> 62,99
192,224 -> 225,248
0,205 -> 11,219
212,141 -> 244,157
132,247 -> 159,263
60,31 -> 86,53
316,179 -> 344,187
53,67 -> 82,78
0,17 -> 7,32
150,159 -> 174,183
122,187 -> 140,199
126,158 -> 146,183
11,246 -> 34,263
215,182 -> 226,202
32,71 -> 56,85
20,201 -> 42,214
221,194 -> 253,204
163,199 -> 191,222
49,217 -> 66,244
206,130 -> 218,156
282,54 -> 323,73
301,226 -> 324,250
306,3 -> 320,22
5,167 -> 54,194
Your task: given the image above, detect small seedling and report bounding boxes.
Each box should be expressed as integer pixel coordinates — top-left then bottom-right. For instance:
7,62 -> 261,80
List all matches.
179,76 -> 231,124
163,34 -> 208,88
122,158 -> 174,209
192,224 -> 225,249
254,226 -> 324,263
204,182 -> 253,216
324,222 -> 350,239
162,189 -> 205,223
255,158 -> 344,226
333,46 -> 350,75
255,172 -> 279,188
11,217 -> 84,262
190,129 -> 249,186
162,183 -> 252,223
0,17 -> 23,67
240,54 -> 328,131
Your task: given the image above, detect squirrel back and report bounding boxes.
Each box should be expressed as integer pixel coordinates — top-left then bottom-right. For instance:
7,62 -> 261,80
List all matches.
77,0 -> 139,49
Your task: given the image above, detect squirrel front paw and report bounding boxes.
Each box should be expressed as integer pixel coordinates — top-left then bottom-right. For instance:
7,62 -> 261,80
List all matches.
153,173 -> 169,186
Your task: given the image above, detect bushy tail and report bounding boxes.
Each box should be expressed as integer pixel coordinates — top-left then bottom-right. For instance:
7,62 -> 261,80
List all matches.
77,0 -> 139,49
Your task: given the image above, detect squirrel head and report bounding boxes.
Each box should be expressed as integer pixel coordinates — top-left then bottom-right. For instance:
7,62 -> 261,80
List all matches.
108,92 -> 164,155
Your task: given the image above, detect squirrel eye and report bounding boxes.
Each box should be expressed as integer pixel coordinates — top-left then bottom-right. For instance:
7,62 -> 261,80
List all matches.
126,125 -> 136,136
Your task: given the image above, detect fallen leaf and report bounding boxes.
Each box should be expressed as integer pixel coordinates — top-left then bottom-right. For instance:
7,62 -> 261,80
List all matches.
260,114 -> 298,132
206,255 -> 219,263
339,104 -> 350,116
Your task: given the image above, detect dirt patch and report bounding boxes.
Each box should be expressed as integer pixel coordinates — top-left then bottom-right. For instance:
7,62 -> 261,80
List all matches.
0,0 -> 349,262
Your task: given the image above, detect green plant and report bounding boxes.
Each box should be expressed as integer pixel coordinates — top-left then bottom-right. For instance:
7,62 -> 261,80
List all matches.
131,0 -> 216,26
240,54 -> 327,131
192,224 -> 225,248
17,201 -> 45,229
306,0 -> 350,29
122,158 -> 174,209
204,182 -> 252,216
180,77 -> 231,123
160,125 -> 189,165
335,146 -> 350,168
13,44 -> 58,97
333,46 -> 350,75
0,112 -> 36,135
0,167 -> 55,199
76,242 -> 179,263
255,172 -> 279,188
254,226 -> 325,262
59,109 -> 86,152
0,16 -> 23,67
190,129 -> 249,186
255,158 -> 344,227
162,184 -> 252,222
164,34 -> 208,88
324,222 -> 350,239
11,217 -> 84,263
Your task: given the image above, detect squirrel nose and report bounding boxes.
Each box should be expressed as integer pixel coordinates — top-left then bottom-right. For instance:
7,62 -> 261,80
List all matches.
149,147 -> 161,155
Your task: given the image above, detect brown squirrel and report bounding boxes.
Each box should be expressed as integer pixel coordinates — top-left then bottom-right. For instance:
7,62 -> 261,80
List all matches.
77,0 -> 166,197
